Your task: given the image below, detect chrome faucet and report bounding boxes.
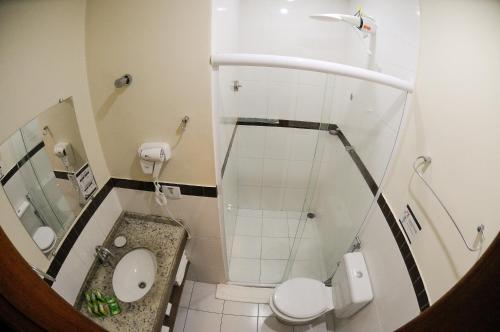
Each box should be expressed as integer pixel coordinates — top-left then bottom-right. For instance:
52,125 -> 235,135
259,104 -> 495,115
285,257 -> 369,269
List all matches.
95,245 -> 116,266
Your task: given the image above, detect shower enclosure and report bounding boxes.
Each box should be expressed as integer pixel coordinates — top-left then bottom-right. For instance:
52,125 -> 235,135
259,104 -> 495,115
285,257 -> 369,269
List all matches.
211,0 -> 417,286
213,55 -> 410,285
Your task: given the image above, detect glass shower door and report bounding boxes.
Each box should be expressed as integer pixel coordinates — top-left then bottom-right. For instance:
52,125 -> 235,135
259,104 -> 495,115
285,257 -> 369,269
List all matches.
216,65 -> 335,284
285,75 -> 409,282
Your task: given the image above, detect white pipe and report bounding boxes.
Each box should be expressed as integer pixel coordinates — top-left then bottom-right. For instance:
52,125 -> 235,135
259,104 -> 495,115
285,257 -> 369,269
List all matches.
211,53 -> 413,92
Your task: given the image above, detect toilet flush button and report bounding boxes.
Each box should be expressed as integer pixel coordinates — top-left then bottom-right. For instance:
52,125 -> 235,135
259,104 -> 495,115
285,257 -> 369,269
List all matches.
355,270 -> 363,278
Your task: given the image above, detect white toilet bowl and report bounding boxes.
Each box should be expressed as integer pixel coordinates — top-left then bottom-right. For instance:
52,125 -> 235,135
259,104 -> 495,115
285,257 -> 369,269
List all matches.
270,253 -> 373,325
270,278 -> 334,325
32,226 -> 57,254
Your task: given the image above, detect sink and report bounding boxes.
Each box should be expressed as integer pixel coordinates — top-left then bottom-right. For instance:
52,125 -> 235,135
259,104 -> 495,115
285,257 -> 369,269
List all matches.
112,248 -> 157,302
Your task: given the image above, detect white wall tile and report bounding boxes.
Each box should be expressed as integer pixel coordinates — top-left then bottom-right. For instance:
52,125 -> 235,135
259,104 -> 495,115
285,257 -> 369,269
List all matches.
283,188 -> 307,211
51,250 -> 89,305
238,157 -> 264,186
238,186 -> 262,209
295,85 -> 325,123
229,258 -> 260,283
261,237 -> 290,259
261,187 -> 285,210
238,208 -> 263,217
52,188 -> 123,304
268,82 -> 296,120
237,80 -> 268,118
286,161 -> 313,189
237,126 -> 266,158
263,127 -> 292,160
260,259 -> 287,284
290,129 -> 318,161
262,159 -> 287,187
358,206 -> 420,331
232,236 -> 261,259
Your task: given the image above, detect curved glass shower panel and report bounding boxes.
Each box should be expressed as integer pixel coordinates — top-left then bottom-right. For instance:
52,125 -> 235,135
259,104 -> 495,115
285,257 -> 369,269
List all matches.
216,65 -> 335,284
2,131 -> 64,240
286,75 -> 408,282
21,118 -> 75,230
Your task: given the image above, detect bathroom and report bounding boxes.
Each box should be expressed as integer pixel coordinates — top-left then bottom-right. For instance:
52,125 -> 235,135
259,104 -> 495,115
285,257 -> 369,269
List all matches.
0,0 -> 498,331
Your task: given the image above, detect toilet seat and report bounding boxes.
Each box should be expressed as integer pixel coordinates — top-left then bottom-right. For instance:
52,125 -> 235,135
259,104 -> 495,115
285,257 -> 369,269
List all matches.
269,295 -> 325,324
33,226 -> 56,253
273,278 -> 329,319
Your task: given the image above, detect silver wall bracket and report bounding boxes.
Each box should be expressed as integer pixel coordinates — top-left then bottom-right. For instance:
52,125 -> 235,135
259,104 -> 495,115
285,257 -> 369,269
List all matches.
114,74 -> 133,88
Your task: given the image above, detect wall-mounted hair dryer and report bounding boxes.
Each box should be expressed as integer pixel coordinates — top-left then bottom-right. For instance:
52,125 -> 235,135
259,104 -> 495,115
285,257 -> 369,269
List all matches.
54,142 -> 75,170
138,142 -> 171,178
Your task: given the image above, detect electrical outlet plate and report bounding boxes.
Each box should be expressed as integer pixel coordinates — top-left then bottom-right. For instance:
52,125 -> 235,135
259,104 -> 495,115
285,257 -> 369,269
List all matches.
161,185 -> 182,199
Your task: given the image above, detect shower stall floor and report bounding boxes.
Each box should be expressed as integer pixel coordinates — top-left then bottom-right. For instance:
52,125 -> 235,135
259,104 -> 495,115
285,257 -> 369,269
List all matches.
228,209 -> 325,285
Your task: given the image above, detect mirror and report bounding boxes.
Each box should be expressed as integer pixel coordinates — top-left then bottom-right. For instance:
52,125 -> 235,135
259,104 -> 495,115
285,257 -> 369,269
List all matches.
0,98 -> 97,257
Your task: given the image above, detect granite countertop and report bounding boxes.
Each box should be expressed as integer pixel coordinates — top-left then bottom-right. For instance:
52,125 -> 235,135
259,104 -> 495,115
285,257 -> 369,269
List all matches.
76,211 -> 186,332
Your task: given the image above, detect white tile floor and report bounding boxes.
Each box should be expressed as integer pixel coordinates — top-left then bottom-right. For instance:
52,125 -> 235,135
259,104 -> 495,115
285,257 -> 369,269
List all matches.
229,209 -> 322,284
174,281 -> 331,332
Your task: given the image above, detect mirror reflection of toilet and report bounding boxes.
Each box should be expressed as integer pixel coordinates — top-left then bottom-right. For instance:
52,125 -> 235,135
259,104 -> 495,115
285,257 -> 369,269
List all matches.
270,252 -> 373,325
32,226 -> 56,254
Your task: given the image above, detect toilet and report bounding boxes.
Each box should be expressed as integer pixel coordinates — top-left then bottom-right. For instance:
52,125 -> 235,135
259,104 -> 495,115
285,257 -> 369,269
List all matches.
270,252 -> 373,325
32,226 -> 57,254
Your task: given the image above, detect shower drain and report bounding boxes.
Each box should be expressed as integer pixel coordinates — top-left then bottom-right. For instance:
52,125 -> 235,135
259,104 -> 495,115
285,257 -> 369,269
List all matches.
138,281 -> 147,289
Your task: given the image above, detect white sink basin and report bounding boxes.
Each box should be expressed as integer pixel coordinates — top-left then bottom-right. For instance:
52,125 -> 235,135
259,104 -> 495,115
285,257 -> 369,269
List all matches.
112,248 -> 157,302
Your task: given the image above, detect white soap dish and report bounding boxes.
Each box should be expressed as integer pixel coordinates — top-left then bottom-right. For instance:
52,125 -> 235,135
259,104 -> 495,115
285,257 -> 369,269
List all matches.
114,236 -> 127,248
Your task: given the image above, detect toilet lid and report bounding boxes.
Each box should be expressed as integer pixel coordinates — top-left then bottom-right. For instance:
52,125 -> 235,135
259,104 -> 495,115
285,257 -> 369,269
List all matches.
273,278 -> 327,319
33,226 -> 55,250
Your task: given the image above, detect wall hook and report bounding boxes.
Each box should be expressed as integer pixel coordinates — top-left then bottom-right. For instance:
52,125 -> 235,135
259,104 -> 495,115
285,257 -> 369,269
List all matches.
114,74 -> 133,88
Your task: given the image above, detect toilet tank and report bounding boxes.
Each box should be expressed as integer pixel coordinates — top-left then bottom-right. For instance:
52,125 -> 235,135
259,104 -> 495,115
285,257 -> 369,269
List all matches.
332,252 -> 373,318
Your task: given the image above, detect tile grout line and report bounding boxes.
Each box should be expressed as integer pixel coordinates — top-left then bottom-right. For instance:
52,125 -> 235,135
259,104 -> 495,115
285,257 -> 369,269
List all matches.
182,281 -> 195,332
259,211 -> 264,283
219,300 -> 225,332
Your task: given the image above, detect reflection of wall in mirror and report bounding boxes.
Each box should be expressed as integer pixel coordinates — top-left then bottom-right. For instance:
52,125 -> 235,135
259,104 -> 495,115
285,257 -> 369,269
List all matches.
37,99 -> 88,172
0,0 -> 110,269
0,131 -> 28,176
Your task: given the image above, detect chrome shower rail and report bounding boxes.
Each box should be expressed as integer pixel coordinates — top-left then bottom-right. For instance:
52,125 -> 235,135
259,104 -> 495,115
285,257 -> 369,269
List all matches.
211,53 -> 414,92
412,156 -> 485,252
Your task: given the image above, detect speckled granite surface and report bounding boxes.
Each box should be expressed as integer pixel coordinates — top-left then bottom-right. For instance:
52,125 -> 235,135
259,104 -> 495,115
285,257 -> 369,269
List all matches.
76,211 -> 186,332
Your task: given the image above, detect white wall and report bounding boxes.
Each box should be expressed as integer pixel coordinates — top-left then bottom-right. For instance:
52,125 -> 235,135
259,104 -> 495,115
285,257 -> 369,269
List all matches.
115,188 -> 226,283
384,0 -> 500,302
237,0 -> 349,62
335,204 -> 420,332
52,189 -> 122,304
86,0 -> 216,186
0,0 -> 110,270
